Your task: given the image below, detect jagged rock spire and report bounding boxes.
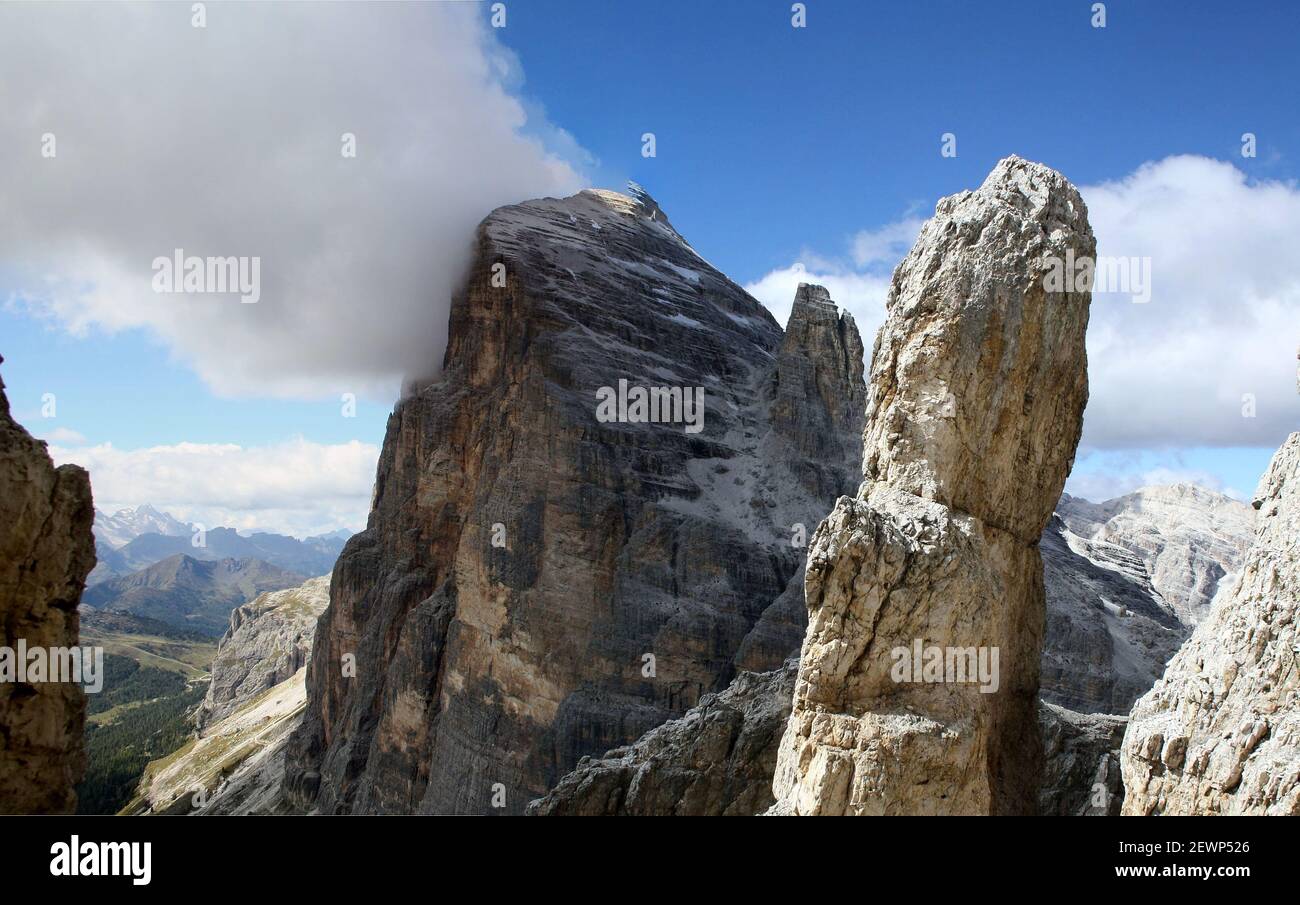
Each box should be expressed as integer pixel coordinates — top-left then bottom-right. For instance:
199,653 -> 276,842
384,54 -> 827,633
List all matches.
770,156 -> 1095,815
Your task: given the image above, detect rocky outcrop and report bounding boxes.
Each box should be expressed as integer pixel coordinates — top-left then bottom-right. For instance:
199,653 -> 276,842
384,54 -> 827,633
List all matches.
531,663 -> 1124,816
770,157 -> 1094,815
1121,433 -> 1300,815
195,575 -> 330,730
1039,702 -> 1126,816
286,187 -> 865,814
124,575 -> 329,815
770,284 -> 866,503
528,660 -> 796,816
0,355 -> 96,814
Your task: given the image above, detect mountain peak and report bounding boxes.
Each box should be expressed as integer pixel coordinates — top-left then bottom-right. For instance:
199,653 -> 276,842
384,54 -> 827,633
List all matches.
94,503 -> 192,549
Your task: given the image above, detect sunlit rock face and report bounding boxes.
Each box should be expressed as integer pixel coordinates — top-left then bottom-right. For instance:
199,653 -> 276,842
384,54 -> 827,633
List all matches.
771,157 -> 1094,816
1122,432 -> 1300,816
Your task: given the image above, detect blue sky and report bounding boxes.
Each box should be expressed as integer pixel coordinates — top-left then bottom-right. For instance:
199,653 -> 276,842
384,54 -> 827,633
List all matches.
507,0 -> 1300,276
1,1 -> 1297,533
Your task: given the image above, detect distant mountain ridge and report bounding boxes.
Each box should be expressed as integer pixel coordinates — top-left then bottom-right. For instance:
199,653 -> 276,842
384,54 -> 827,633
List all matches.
87,504 -> 350,586
1042,483 -> 1254,714
93,503 -> 191,548
1056,483 -> 1254,625
82,554 -> 307,637
112,527 -> 345,578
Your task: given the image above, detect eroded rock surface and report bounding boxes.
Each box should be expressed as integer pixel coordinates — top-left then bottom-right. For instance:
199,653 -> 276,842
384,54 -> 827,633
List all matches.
286,188 -> 865,814
0,356 -> 96,814
1121,432 -> 1300,815
528,660 -> 796,816
771,157 -> 1094,815
195,574 -> 329,730
1039,702 -> 1126,816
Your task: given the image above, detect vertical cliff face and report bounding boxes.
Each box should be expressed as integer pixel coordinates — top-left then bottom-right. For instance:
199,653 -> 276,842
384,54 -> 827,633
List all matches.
770,157 -> 1094,815
286,189 -> 865,814
771,284 -> 866,499
0,356 -> 96,814
1121,432 -> 1300,815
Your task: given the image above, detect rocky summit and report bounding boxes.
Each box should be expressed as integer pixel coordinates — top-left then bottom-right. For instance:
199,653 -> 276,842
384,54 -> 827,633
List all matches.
770,156 -> 1094,815
0,356 -> 97,814
285,187 -> 866,814
1121,432 -> 1300,815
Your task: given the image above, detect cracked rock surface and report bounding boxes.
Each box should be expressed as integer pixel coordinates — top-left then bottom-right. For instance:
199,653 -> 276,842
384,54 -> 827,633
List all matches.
0,356 -> 96,814
1121,432 -> 1300,815
771,157 -> 1094,815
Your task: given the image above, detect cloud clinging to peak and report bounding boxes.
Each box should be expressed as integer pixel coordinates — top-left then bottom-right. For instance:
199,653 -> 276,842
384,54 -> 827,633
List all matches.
0,2 -> 586,399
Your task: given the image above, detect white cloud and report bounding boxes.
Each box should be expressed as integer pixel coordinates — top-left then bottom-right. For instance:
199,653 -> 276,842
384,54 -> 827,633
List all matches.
748,156 -> 1300,454
0,2 -> 586,400
1079,155 -> 1300,450
745,262 -> 892,334
850,217 -> 924,268
51,439 -> 380,538
38,427 -> 85,445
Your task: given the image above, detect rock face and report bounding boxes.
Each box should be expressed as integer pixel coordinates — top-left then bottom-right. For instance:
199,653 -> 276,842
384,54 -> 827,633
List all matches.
286,188 -> 865,814
1039,702 -> 1126,816
1041,485 -> 1252,715
1057,485 -> 1254,626
195,575 -> 330,730
770,157 -> 1094,815
1121,433 -> 1300,815
528,660 -> 796,816
0,356 -> 96,814
1041,514 -> 1187,714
